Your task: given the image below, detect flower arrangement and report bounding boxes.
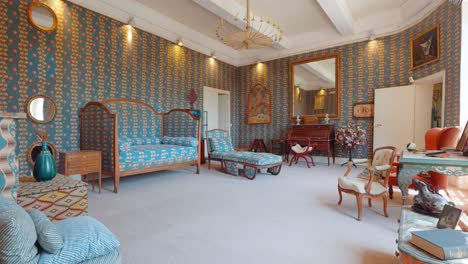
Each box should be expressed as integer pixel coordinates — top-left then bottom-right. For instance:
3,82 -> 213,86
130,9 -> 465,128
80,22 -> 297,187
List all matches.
335,124 -> 366,150
33,125 -> 50,142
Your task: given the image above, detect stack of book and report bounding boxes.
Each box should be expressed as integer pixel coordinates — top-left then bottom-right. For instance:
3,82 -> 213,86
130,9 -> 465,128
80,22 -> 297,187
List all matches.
410,229 -> 468,260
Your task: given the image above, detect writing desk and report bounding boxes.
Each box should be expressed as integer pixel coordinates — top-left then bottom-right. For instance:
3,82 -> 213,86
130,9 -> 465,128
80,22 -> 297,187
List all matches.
398,151 -> 468,205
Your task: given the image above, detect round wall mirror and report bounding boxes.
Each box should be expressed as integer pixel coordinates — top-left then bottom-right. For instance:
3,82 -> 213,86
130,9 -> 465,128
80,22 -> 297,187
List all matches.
26,141 -> 57,166
25,94 -> 57,124
27,2 -> 57,32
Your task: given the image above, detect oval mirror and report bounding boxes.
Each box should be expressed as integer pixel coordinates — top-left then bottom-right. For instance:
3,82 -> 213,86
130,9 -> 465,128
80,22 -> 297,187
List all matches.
27,2 -> 57,32
290,53 -> 341,120
25,95 -> 57,124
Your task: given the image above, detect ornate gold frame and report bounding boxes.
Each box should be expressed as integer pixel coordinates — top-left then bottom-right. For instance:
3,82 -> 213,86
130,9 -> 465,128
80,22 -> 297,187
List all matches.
410,24 -> 440,70
247,83 -> 272,124
289,53 -> 341,120
27,2 -> 58,33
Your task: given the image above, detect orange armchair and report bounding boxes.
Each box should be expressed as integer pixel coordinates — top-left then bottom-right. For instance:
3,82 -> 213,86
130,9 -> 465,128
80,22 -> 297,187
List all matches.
388,127 -> 461,199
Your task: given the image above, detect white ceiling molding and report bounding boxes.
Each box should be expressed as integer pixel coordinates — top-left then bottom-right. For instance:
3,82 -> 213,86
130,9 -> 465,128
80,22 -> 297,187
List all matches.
68,0 -> 242,65
67,0 -> 444,67
316,0 -> 354,35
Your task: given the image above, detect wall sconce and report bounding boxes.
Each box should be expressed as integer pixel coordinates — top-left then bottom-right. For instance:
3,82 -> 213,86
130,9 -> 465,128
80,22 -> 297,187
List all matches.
256,58 -> 262,64
127,17 -> 135,43
177,39 -> 183,46
368,33 -> 376,41
210,52 -> 216,59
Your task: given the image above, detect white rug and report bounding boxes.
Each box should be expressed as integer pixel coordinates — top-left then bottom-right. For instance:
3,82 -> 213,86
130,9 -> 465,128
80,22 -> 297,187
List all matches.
88,162 -> 403,264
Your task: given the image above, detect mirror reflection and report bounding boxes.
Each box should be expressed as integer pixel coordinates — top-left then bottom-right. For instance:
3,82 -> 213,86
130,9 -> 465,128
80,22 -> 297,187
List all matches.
26,95 -> 57,124
28,3 -> 57,32
290,54 -> 340,120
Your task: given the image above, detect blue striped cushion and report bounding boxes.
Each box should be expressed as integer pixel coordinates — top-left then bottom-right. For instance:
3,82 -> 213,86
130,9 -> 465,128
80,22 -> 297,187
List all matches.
0,198 -> 39,264
38,216 -> 120,264
28,209 -> 63,254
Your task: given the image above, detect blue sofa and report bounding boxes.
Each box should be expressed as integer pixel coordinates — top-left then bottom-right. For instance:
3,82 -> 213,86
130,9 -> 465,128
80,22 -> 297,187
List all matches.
0,197 -> 121,264
80,99 -> 200,193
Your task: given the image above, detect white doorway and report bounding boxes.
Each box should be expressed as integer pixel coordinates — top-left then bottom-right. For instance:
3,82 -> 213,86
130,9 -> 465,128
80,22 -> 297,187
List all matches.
203,86 -> 231,135
373,71 -> 445,152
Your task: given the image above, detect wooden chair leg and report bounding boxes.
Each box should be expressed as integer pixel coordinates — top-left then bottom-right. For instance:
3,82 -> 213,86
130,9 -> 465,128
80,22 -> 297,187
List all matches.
383,194 -> 389,217
338,186 -> 343,205
208,159 -> 211,170
368,198 -> 372,207
388,185 -> 394,199
356,194 -> 363,221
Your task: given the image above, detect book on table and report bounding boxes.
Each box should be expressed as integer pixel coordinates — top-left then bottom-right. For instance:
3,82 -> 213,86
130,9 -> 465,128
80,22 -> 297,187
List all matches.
410,229 -> 468,260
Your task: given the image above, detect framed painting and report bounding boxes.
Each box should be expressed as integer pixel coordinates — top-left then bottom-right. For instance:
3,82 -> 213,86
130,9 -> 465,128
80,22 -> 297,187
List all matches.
353,102 -> 374,118
247,83 -> 272,124
410,25 -> 440,70
314,95 -> 325,110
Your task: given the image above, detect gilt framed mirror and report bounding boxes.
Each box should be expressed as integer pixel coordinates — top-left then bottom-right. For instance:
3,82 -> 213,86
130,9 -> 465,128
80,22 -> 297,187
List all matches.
27,2 -> 57,32
289,53 -> 341,120
25,94 -> 57,124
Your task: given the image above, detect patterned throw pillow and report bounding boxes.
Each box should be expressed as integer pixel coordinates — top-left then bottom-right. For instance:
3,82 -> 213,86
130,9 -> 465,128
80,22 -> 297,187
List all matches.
27,209 -> 63,254
0,198 -> 39,264
209,137 -> 234,152
161,136 -> 198,147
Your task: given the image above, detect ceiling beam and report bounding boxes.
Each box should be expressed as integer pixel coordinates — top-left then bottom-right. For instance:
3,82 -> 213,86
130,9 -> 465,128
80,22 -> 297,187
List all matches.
192,0 -> 287,49
316,0 -> 354,36
300,63 -> 335,85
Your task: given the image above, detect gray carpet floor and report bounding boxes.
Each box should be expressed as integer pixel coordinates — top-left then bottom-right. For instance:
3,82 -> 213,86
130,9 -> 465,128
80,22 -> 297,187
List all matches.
88,162 -> 403,264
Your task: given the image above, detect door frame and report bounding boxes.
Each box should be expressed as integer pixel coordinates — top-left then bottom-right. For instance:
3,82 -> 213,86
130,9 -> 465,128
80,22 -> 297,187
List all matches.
203,86 -> 231,134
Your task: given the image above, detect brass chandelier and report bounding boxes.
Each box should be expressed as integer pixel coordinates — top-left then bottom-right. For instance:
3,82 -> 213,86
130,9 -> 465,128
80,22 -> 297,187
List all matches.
215,0 -> 283,50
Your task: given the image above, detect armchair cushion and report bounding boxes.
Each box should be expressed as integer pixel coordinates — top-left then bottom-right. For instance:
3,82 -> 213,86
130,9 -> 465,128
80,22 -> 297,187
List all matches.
162,136 -> 198,147
39,216 -> 120,264
0,198 -> 39,264
209,137 -> 234,152
27,209 -> 63,254
338,176 -> 387,195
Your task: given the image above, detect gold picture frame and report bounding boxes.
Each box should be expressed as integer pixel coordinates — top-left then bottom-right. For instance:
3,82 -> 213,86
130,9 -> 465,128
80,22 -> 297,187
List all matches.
410,25 -> 440,70
353,102 -> 374,118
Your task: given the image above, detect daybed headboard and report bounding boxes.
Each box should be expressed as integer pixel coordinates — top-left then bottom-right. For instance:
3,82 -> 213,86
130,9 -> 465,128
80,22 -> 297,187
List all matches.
80,99 -> 200,176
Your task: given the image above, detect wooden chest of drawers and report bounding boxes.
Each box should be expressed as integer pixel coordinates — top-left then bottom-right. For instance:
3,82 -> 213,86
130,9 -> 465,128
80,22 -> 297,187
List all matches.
59,151 -> 102,192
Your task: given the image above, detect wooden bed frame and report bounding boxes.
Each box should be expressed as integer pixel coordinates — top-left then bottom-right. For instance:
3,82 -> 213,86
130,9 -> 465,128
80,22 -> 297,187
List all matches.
79,98 -> 200,193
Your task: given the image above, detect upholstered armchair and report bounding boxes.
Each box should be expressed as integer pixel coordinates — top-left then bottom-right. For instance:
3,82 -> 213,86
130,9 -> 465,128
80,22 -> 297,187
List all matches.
337,146 -> 396,221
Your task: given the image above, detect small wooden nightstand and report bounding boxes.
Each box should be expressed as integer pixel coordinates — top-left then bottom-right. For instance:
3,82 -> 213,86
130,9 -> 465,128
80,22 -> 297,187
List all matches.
58,151 -> 102,193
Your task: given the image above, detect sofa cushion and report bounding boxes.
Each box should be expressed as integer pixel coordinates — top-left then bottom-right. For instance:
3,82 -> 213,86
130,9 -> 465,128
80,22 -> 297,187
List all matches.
209,137 -> 234,152
162,136 -> 198,147
223,152 -> 282,166
38,216 -> 120,264
119,144 -> 198,171
118,139 -> 131,153
27,209 -> 63,254
0,198 -> 39,264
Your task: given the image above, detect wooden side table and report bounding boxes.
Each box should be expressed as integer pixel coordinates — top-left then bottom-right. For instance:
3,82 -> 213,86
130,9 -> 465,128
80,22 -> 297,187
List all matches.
58,151 -> 102,193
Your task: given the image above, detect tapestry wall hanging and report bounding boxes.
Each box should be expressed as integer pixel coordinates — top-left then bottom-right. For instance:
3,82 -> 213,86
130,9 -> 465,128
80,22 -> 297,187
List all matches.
247,83 -> 272,124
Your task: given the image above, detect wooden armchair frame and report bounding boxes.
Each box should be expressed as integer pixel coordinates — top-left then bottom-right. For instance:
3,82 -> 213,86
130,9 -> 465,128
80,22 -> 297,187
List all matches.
287,137 -> 317,168
337,146 -> 396,221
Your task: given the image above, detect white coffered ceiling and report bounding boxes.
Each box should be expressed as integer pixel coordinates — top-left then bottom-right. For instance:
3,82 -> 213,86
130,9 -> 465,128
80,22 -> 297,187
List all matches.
68,0 -> 444,66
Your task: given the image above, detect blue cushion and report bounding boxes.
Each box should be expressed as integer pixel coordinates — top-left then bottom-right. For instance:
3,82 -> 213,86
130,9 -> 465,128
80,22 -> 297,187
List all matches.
27,209 -> 63,254
0,198 -> 39,264
223,152 -> 282,165
38,216 -> 120,264
209,137 -> 234,152
130,137 -> 161,145
161,136 -> 198,147
118,138 -> 131,153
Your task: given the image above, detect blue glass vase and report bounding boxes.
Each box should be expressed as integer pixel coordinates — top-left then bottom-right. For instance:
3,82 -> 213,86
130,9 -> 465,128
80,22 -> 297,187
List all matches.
33,141 -> 57,182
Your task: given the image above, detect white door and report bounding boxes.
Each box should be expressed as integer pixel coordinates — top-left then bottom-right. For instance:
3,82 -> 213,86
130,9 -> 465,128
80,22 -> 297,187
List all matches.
414,84 -> 434,148
218,94 -> 230,133
203,89 -> 219,131
374,85 -> 415,152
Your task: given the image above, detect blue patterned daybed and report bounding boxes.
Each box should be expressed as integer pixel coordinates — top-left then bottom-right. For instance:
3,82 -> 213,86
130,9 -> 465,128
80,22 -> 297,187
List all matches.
206,129 -> 282,180
80,99 -> 200,193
